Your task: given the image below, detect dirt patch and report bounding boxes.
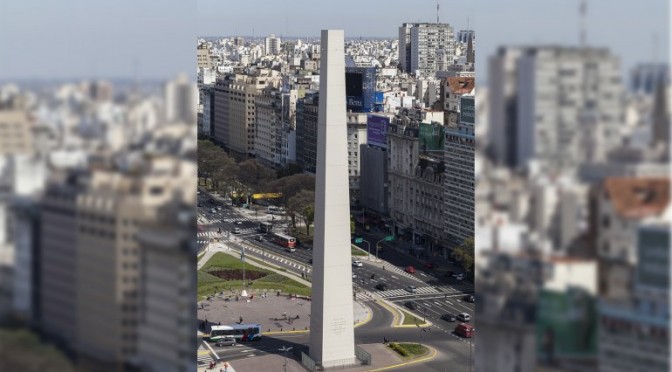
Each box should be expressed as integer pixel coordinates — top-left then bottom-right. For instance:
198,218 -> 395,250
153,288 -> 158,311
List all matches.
208,269 -> 268,281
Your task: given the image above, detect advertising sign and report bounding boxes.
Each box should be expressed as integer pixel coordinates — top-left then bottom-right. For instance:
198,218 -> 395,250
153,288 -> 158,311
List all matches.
367,115 -> 389,149
419,123 -> 445,151
460,96 -> 475,124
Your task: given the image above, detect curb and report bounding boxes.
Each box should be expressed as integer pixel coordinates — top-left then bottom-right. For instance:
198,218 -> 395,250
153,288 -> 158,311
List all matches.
202,340 -> 220,362
354,301 -> 373,328
265,329 -> 310,335
366,344 -> 439,372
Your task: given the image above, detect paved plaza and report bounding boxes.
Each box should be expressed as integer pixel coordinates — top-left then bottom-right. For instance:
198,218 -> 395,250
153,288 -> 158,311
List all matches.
198,294 -> 370,334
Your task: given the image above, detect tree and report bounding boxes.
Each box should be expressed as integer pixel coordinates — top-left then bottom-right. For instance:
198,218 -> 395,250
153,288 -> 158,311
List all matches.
236,159 -> 276,195
453,237 -> 475,273
198,140 -> 228,187
288,190 -> 315,235
268,173 -> 315,227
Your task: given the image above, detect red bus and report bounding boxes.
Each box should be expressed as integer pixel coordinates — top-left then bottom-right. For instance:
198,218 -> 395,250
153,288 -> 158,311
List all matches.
272,233 -> 296,251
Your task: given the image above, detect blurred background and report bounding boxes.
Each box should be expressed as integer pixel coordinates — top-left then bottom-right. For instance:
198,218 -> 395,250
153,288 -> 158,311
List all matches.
475,1 -> 670,371
0,1 -> 198,371
0,0 -> 669,372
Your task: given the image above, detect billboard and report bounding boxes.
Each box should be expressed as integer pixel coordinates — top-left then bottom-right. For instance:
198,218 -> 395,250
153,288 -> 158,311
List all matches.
367,115 -> 389,149
460,96 -> 475,124
419,123 -> 445,151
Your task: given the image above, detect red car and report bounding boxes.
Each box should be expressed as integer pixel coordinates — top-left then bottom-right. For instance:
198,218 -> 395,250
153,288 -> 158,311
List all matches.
405,266 -> 416,274
454,323 -> 475,338
424,262 -> 435,269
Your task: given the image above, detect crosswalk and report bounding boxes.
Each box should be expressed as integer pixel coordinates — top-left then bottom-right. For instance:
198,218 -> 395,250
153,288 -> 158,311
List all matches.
197,343 -> 212,365
199,216 -> 256,225
376,285 -> 462,298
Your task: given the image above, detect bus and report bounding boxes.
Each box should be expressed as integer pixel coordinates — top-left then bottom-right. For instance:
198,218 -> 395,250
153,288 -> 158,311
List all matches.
272,232 -> 296,251
209,323 -> 262,342
258,221 -> 273,233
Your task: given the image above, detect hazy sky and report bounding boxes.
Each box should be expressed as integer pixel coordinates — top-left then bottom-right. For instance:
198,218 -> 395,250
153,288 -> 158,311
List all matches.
0,0 -> 667,82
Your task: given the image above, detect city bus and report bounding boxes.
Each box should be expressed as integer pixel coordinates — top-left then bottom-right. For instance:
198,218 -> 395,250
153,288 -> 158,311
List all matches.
272,232 -> 296,251
258,221 -> 273,233
209,323 -> 262,342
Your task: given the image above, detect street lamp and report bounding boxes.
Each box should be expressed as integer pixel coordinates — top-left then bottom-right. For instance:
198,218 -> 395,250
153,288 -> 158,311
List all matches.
279,345 -> 293,372
375,235 -> 395,261
354,237 -> 371,261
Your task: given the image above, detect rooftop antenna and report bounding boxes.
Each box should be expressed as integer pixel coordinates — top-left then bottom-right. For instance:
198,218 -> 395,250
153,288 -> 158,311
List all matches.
579,0 -> 587,47
436,0 -> 440,23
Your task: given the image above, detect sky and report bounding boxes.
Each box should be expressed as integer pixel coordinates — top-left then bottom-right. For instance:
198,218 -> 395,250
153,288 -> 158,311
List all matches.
0,0 -> 667,82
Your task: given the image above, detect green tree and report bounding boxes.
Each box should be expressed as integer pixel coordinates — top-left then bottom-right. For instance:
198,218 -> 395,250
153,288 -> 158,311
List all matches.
453,237 -> 475,273
288,190 -> 315,235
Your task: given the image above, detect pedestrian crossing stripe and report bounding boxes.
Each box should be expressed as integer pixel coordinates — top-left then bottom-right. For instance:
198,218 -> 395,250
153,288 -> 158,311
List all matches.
376,285 -> 458,298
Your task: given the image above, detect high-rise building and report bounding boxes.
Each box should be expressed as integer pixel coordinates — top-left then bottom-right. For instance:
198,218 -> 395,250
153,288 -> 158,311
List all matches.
345,67 -> 376,113
398,23 -> 455,75
264,34 -> 281,56
196,43 -> 212,69
38,157 -> 196,371
165,74 -> 197,125
630,63 -> 669,94
212,70 -> 281,157
346,112 -> 368,198
255,87 -> 297,168
296,91 -> 319,173
444,96 -> 475,247
489,46 -> 624,175
0,109 -> 32,156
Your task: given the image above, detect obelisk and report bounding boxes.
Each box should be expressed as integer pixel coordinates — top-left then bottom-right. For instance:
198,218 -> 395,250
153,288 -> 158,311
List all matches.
309,29 -> 356,367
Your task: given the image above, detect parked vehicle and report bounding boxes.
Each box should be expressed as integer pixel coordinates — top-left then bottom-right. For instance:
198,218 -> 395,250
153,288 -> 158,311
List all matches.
454,323 -> 475,338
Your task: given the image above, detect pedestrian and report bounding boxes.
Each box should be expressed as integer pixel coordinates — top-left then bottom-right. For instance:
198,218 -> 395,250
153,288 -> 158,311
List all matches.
239,316 -> 243,324
224,362 -> 229,372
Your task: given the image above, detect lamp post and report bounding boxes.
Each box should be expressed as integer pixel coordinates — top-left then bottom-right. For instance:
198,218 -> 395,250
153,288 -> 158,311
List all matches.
279,345 -> 293,372
375,235 -> 395,261
416,322 -> 430,348
354,238 -> 371,261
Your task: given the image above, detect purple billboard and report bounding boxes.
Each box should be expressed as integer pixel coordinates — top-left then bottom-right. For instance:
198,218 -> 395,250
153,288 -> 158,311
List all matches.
367,115 -> 389,149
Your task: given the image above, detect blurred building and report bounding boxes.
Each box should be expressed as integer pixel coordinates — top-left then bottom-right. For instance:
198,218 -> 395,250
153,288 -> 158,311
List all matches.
264,34 -> 281,56
165,74 -> 197,125
38,157 -> 196,371
398,23 -> 455,75
598,216 -> 670,372
629,63 -> 669,95
0,108 -> 33,156
136,205 -> 197,372
596,177 -> 669,302
488,46 -> 624,175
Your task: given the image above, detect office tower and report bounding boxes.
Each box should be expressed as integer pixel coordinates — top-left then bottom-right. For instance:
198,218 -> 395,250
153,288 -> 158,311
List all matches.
38,157 -> 196,371
233,37 -> 245,47
0,108 -> 32,156
264,34 -> 281,56
255,87 -> 298,169
489,46 -> 624,175
398,23 -> 455,75
444,96 -> 475,247
212,70 -> 281,157
309,29 -> 356,368
136,205 -> 196,372
165,73 -> 197,125
457,29 -> 475,44
359,115 -> 390,215
651,80 -> 670,153
295,91 -> 319,173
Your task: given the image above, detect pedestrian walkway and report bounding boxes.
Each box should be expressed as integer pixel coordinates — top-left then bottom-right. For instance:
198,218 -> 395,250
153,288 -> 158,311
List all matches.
376,285 -> 464,298
197,343 -> 212,366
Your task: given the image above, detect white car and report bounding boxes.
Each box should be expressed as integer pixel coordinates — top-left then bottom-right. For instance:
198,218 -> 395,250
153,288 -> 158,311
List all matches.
455,274 -> 465,281
352,273 -> 358,279
405,286 -> 417,293
457,313 -> 471,322
352,260 -> 363,268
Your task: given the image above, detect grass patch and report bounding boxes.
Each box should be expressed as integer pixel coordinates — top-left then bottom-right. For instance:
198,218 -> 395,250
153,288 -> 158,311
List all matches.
400,309 -> 428,326
388,342 -> 429,358
198,252 -> 311,299
351,245 -> 368,256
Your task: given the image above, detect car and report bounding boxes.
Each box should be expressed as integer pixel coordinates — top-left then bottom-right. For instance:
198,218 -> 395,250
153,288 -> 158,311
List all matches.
210,209 -> 216,213
457,313 -> 471,322
235,221 -> 243,225
197,191 -> 201,195
463,295 -> 475,303
404,301 -> 418,310
375,283 -> 389,291
216,206 -> 222,211
441,313 -> 457,322
405,266 -> 416,274
352,260 -> 363,268
255,235 -> 263,242
405,286 -> 417,293
454,323 -> 475,338
214,335 -> 236,347
455,274 -> 465,281
352,273 -> 357,279
232,228 -> 241,234
424,262 -> 436,269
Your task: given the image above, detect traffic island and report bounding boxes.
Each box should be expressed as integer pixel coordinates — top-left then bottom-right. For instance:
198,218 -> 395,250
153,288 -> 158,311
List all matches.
386,342 -> 430,359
